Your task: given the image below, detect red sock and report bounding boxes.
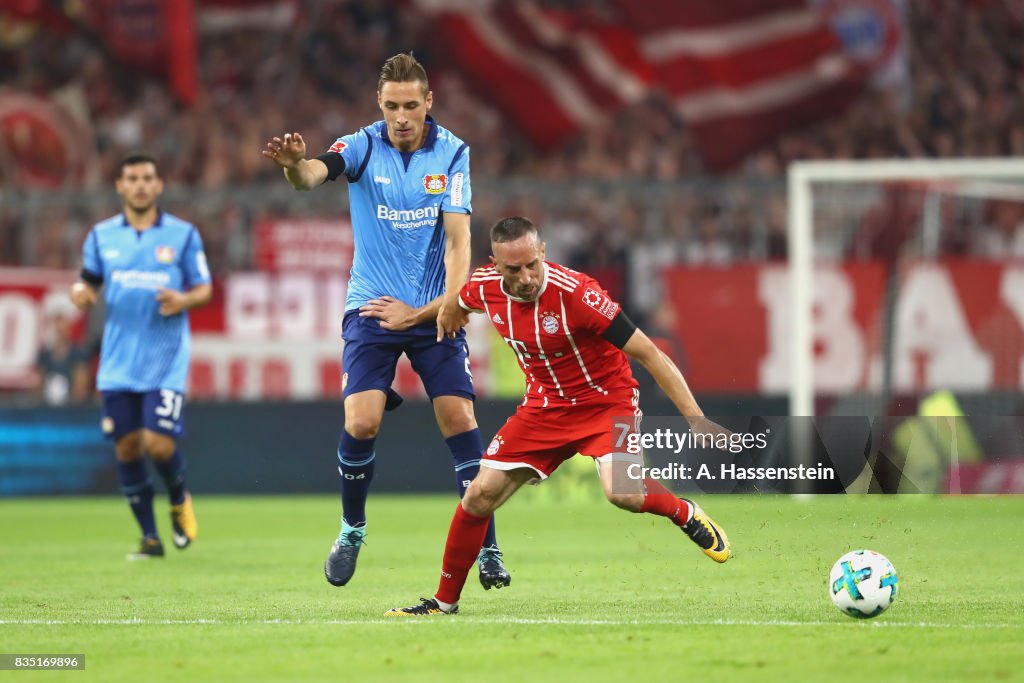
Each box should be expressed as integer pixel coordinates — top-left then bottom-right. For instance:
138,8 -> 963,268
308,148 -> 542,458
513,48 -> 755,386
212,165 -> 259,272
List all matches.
436,503 -> 491,605
639,478 -> 691,526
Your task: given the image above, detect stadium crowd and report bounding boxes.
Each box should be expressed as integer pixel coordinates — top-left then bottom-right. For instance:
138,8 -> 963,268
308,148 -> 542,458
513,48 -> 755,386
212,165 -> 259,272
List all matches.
3,0 -> 1024,319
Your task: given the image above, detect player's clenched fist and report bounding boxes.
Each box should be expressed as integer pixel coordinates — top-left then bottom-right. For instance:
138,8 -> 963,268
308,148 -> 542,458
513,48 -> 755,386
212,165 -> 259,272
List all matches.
69,281 -> 97,311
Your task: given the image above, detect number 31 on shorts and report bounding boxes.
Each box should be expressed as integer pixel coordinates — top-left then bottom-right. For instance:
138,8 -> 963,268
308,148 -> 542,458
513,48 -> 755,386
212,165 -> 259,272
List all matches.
154,389 -> 184,421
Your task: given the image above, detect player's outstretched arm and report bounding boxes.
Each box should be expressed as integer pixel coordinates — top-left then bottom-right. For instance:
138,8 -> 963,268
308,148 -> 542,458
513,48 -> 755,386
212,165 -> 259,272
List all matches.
623,329 -> 734,441
437,212 -> 472,341
623,328 -> 703,418
261,132 -> 328,190
69,281 -> 97,311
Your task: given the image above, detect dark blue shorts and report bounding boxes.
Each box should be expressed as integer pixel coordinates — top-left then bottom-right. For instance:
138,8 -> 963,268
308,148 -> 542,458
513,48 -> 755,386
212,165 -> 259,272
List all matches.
101,389 -> 187,441
341,310 -> 475,410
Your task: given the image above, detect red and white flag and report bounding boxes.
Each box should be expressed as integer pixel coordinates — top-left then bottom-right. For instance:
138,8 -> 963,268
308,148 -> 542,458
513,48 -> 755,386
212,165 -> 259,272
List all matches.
618,0 -> 867,170
813,0 -> 910,92
418,0 -> 866,167
413,0 -> 651,150
83,0 -> 198,106
197,0 -> 298,33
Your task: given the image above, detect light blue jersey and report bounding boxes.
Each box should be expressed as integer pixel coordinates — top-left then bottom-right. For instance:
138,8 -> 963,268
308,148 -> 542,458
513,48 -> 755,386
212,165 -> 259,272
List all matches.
81,212 -> 211,392
322,116 -> 472,312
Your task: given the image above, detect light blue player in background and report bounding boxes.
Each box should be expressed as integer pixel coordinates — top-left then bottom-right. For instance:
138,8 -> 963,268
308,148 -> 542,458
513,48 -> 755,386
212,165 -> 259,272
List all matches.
262,52 -> 510,590
70,153 -> 211,560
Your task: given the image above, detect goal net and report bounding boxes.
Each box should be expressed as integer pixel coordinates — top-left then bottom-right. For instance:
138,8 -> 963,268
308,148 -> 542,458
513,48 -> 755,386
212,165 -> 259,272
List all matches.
787,159 -> 1024,419
782,160 -> 1024,493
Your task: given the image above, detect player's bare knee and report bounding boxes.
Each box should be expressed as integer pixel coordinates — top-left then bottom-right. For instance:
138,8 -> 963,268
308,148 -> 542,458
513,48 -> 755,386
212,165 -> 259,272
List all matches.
142,432 -> 176,461
606,491 -> 645,512
461,495 -> 496,518
344,415 -> 381,439
114,433 -> 143,462
434,398 -> 477,438
440,415 -> 477,438
463,481 -> 500,516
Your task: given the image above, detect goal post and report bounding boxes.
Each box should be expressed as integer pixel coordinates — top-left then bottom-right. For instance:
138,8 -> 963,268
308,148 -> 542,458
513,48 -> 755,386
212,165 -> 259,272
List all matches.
787,158 -> 1024,418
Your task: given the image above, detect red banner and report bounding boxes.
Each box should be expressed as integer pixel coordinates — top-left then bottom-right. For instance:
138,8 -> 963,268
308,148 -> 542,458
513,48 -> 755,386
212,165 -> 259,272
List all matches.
666,259 -> 1024,393
4,261 -> 1022,398
0,268 -> 80,389
947,462 -> 1024,494
254,217 -> 354,273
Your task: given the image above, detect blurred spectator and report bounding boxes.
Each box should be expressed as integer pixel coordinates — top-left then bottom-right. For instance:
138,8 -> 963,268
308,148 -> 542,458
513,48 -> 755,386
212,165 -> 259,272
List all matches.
568,223 -> 630,313
4,0 -> 1022,189
970,199 -> 1024,258
685,204 -> 734,266
629,297 -> 687,397
3,0 -> 1024,294
34,298 -> 90,406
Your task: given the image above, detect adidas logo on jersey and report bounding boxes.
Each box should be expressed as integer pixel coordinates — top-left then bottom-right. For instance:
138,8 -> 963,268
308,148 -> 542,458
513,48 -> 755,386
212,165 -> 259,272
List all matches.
492,313 -> 505,325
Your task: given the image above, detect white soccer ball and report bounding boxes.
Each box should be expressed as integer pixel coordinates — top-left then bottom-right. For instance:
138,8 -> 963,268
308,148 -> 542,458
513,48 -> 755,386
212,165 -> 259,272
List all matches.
829,550 -> 899,619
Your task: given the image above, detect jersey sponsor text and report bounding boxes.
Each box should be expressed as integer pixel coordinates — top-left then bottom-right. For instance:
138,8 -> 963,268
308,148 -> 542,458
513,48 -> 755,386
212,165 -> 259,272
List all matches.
109,270 -> 172,289
376,203 -> 439,229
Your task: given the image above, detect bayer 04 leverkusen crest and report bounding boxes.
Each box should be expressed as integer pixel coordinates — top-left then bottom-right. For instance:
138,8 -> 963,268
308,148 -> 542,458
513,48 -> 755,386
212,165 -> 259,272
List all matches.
423,174 -> 447,194
155,246 -> 176,264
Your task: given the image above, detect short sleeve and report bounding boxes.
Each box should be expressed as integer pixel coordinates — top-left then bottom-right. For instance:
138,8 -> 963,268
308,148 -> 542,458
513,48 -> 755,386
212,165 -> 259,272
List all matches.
81,229 -> 102,278
323,131 -> 370,182
566,277 -> 622,335
458,271 -> 486,312
441,146 -> 471,215
182,228 -> 212,289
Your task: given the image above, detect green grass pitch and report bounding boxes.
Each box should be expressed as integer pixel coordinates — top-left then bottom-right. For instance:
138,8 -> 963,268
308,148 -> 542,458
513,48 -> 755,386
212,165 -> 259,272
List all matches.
1,491 -> 1022,682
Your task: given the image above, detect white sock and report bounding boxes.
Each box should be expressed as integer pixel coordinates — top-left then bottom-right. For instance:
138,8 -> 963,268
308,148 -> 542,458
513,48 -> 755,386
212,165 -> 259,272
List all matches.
683,500 -> 696,524
434,597 -> 456,613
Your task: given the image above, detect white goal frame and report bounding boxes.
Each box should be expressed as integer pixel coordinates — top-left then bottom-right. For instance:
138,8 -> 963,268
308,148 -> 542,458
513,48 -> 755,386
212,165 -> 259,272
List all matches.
787,158 -> 1024,416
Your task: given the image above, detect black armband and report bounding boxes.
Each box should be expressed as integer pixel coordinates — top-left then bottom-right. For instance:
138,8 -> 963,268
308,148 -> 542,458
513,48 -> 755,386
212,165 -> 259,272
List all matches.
602,311 -> 637,349
314,152 -> 346,182
80,269 -> 103,286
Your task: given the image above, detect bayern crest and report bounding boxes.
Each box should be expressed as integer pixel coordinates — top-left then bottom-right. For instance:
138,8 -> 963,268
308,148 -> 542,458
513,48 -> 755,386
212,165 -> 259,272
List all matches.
486,436 -> 503,456
423,173 -> 447,194
541,314 -> 560,334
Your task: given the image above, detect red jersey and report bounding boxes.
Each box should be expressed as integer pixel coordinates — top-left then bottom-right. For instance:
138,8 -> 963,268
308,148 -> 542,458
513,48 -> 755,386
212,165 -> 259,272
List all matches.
459,261 -> 638,407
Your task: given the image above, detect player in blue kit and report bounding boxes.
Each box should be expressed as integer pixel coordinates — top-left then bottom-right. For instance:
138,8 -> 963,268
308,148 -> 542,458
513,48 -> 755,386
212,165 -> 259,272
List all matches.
262,52 -> 510,589
70,154 -> 212,560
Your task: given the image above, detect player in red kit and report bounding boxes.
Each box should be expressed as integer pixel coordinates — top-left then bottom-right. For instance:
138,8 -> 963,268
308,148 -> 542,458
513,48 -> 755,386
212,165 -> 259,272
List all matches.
384,216 -> 730,616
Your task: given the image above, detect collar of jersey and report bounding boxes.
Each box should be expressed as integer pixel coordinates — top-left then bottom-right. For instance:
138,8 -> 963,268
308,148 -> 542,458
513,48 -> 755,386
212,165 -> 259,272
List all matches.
500,263 -> 549,303
120,210 -> 165,229
377,115 -> 438,151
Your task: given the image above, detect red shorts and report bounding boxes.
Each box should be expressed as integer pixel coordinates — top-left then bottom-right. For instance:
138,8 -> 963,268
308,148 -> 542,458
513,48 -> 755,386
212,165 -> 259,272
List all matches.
482,388 -> 642,480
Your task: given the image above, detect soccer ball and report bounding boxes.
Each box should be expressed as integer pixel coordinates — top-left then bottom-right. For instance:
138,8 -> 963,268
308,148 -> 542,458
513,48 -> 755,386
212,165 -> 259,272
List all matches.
829,550 -> 899,619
